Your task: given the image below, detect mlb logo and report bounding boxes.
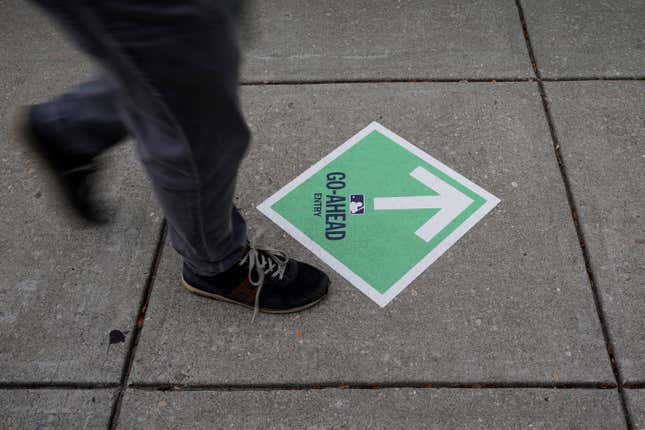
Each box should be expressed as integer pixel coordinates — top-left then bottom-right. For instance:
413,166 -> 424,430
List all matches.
350,194 -> 365,215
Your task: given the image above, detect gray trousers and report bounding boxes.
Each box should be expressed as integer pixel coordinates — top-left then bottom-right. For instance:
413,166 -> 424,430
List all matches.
30,0 -> 249,275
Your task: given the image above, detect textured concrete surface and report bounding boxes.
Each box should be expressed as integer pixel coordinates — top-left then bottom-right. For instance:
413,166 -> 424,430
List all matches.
0,389 -> 115,429
628,390 -> 645,430
2,0 -> 641,427
0,140 -> 161,383
118,388 -> 624,429
0,0 -> 93,106
131,83 -> 612,385
0,2 -> 163,383
240,0 -> 532,81
521,0 -> 645,78
545,82 -> 645,383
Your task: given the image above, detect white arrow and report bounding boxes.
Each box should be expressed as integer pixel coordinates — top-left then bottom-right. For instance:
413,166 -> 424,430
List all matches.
374,166 -> 473,242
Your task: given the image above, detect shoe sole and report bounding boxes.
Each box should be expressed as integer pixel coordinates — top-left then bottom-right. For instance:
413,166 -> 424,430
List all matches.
181,278 -> 327,314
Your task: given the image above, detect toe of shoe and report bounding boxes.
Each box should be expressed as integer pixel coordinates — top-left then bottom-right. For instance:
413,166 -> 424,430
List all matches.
294,262 -> 330,304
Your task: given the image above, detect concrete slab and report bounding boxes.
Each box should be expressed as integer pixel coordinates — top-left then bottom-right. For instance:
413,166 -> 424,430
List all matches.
132,83 -> 612,385
240,0 -> 532,81
544,82 -> 645,383
0,389 -> 115,429
628,390 -> 645,430
521,0 -> 645,78
118,388 -> 624,429
0,3 -> 162,382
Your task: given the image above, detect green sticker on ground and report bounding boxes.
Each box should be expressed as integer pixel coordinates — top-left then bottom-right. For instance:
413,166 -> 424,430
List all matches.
258,122 -> 500,306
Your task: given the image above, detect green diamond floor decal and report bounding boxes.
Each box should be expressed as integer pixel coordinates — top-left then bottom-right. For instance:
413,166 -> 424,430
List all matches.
258,122 -> 500,306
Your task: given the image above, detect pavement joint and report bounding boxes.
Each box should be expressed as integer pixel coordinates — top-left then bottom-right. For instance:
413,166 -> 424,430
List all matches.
241,78 -> 535,85
540,76 -> 645,82
127,382 -> 618,392
107,221 -> 167,430
240,77 -> 644,86
536,33 -> 636,430
514,0 -> 634,428
0,383 -> 118,390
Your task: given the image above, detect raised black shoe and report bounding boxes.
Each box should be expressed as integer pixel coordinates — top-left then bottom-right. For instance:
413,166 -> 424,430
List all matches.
18,107 -> 111,224
182,242 -> 329,319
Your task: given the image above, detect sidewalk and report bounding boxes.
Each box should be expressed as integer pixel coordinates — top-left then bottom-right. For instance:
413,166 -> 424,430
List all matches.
1,0 -> 643,428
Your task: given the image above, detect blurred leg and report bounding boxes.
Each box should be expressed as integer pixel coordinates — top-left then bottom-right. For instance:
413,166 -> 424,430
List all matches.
32,0 -> 249,274
30,76 -> 128,165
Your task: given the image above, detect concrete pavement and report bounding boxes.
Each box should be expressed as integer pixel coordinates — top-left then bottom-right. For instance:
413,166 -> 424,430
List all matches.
1,0 -> 643,428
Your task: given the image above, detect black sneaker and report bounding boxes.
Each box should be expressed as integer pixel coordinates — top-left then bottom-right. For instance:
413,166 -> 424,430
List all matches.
17,107 -> 111,224
181,242 -> 329,319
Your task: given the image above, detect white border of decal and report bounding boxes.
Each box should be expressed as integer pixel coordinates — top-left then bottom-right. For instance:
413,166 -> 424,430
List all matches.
257,122 -> 500,307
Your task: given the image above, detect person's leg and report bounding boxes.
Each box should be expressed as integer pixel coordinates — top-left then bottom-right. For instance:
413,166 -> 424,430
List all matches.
29,0 -> 249,273
30,0 -> 328,315
29,76 -> 128,163
89,1 -> 251,274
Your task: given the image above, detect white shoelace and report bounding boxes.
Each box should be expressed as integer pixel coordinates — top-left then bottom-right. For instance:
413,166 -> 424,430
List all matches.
238,234 -> 289,322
